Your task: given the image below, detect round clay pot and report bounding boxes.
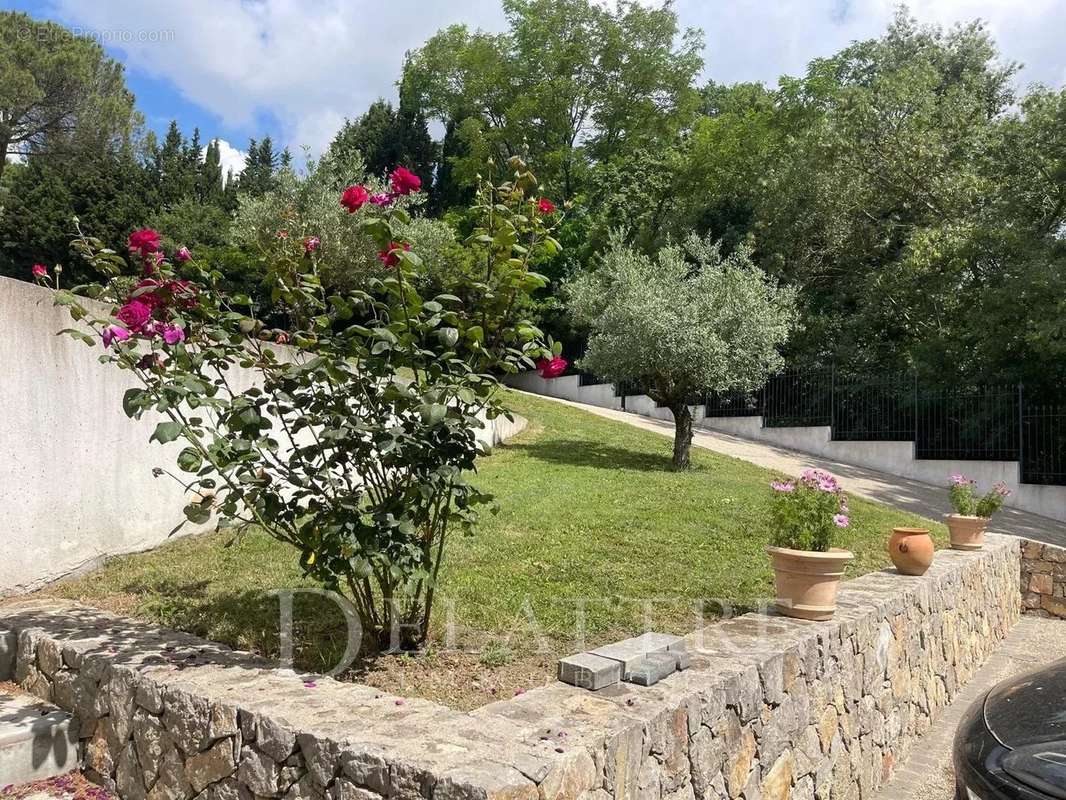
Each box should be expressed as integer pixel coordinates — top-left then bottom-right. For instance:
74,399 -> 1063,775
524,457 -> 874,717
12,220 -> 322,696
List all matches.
766,546 -> 854,621
945,514 -> 988,551
888,527 -> 934,575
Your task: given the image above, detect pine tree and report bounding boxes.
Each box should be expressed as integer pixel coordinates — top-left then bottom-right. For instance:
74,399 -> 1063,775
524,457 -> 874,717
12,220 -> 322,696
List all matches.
198,138 -> 224,205
240,138 -> 260,195
153,120 -> 195,207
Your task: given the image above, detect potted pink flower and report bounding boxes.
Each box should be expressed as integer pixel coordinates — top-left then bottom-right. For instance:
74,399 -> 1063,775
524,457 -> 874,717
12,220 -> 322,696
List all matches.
766,469 -> 853,621
946,475 -> 1010,550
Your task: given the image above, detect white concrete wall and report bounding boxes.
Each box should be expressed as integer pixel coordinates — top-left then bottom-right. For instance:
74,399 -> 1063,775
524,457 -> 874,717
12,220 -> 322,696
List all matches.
0,279 -> 224,593
0,278 -> 528,594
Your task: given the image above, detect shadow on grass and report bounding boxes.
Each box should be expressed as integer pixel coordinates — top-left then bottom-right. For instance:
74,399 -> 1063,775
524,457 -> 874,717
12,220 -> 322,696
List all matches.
130,587 -> 358,675
508,439 -> 675,472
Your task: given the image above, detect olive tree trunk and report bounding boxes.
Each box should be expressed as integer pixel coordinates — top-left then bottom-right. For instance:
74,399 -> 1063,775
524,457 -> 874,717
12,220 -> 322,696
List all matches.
670,401 -> 694,470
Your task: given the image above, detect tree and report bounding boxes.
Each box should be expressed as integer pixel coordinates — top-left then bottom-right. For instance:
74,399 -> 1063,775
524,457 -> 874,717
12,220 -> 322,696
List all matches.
198,139 -> 225,205
0,12 -> 136,180
328,99 -> 436,189
401,0 -> 702,200
0,149 -> 153,283
567,234 -> 796,469
150,120 -> 197,208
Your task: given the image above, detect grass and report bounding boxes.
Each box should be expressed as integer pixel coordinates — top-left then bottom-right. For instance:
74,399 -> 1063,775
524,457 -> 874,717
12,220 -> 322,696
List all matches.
39,390 -> 946,708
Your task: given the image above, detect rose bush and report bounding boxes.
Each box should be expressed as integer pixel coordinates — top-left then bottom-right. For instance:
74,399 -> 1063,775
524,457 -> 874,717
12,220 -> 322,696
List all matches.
49,157 -> 561,652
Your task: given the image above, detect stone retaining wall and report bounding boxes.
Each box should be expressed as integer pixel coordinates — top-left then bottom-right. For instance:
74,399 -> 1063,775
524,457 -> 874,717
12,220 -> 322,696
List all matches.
0,535 -> 1020,800
1020,539 -> 1066,619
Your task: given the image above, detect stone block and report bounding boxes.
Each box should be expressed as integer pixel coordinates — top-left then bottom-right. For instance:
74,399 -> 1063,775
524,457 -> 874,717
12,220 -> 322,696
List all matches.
590,633 -> 683,674
1029,573 -> 1054,595
625,653 -> 678,687
558,653 -> 622,690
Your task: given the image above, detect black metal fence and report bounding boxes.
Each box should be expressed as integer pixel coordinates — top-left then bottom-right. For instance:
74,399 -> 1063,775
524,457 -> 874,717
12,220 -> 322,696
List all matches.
691,368 -> 1065,486
1022,405 -> 1066,485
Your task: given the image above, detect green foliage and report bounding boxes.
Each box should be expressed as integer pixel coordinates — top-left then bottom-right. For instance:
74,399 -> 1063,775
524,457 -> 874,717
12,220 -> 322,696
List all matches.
567,233 -> 796,467
0,152 -> 154,283
149,197 -> 232,251
768,471 -> 849,552
229,149 -> 454,296
57,158 -> 558,651
329,99 -> 436,190
401,0 -> 702,200
948,476 -> 1010,518
0,11 -> 136,179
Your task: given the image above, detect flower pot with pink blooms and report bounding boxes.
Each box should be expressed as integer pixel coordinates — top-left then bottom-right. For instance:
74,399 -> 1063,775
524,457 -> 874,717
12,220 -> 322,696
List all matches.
766,469 -> 853,621
945,475 -> 1011,551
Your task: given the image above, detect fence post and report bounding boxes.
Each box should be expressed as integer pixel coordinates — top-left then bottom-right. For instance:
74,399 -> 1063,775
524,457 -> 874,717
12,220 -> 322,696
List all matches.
912,370 -> 919,446
830,362 -> 836,435
1018,383 -> 1024,483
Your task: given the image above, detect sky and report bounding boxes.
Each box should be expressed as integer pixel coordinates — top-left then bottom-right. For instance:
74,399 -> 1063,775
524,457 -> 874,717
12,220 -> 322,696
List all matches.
8,0 -> 1066,177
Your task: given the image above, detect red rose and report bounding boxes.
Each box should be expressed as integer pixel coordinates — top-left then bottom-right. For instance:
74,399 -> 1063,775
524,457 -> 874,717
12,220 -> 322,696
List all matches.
116,300 -> 152,332
32,263 -> 48,278
537,197 -> 556,214
536,356 -> 568,379
389,166 -> 421,196
377,241 -> 411,268
340,185 -> 369,212
133,278 -> 164,308
128,229 -> 161,257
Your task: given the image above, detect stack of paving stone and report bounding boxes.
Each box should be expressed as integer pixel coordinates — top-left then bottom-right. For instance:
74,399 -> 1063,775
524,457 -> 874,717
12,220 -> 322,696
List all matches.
557,632 -> 690,690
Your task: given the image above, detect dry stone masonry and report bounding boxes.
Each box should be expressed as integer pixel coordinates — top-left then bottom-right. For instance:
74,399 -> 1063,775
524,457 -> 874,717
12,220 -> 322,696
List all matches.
0,534 -> 1021,800
1020,538 -> 1066,619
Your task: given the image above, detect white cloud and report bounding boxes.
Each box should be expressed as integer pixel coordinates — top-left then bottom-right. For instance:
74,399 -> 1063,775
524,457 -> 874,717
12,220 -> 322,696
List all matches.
208,139 -> 247,182
49,0 -> 506,154
682,0 -> 1066,89
44,0 -> 1066,157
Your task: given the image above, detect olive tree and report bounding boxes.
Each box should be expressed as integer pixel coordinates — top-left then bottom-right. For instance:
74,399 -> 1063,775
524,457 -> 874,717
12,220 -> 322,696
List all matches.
567,234 -> 797,469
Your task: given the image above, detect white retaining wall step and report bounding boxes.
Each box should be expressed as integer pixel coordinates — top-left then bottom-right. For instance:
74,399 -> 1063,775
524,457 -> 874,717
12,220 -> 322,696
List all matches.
0,690 -> 79,785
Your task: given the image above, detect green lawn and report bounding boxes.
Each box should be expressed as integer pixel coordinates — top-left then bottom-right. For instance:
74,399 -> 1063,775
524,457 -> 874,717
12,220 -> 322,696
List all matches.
42,390 -> 946,708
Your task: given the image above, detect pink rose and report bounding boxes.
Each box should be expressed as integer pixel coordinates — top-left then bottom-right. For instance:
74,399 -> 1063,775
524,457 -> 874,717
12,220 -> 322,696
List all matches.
116,300 -> 152,332
389,166 -> 421,195
340,185 -> 370,212
377,241 -> 410,268
537,197 -> 556,214
31,263 -> 48,278
303,236 -> 320,254
536,356 -> 568,379
175,246 -> 191,263
102,325 -> 131,348
162,325 -> 186,345
128,228 -> 161,257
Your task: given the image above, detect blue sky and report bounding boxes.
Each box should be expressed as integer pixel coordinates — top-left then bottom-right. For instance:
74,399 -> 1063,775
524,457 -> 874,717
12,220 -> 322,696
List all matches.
9,0 -> 1066,176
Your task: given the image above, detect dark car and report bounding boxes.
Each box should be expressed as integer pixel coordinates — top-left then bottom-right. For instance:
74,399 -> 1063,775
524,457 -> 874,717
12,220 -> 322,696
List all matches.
954,658 -> 1066,799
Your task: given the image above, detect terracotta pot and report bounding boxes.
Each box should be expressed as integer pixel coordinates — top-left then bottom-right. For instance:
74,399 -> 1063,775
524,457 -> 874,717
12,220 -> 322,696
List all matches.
946,514 -> 988,550
767,546 -> 854,621
888,527 -> 934,575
